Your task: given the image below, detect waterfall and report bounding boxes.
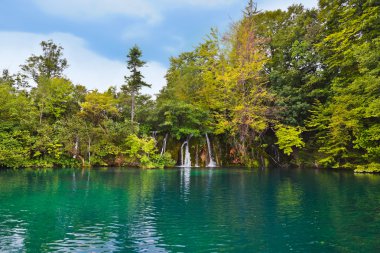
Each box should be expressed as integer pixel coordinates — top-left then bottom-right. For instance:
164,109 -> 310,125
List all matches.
273,145 -> 280,163
205,133 -> 217,167
152,131 -> 158,148
160,133 -> 168,156
195,145 -> 199,167
184,142 -> 191,167
180,141 -> 186,166
73,136 -> 79,159
180,135 -> 192,167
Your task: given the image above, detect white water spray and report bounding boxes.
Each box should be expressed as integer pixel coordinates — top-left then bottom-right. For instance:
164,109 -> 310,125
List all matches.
180,135 -> 192,167
73,136 -> 79,159
195,145 -> 200,167
205,133 -> 217,167
180,141 -> 191,167
160,133 -> 168,156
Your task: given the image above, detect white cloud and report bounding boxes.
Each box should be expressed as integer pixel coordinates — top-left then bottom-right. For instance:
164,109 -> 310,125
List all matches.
34,0 -> 161,24
33,0 -> 239,24
141,61 -> 167,96
0,32 -> 166,96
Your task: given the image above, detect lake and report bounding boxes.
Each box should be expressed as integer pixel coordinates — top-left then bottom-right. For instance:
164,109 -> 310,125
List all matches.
0,168 -> 379,252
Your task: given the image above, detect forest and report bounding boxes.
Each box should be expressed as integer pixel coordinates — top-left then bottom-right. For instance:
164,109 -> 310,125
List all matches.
0,0 -> 379,173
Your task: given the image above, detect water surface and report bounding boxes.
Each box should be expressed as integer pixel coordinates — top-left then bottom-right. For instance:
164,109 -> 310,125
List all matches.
0,168 -> 379,252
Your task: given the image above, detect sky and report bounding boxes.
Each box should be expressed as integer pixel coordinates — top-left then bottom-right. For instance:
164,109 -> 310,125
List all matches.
0,0 -> 318,96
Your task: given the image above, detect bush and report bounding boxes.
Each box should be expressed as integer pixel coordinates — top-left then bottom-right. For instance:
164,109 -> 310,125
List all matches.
124,135 -> 175,169
354,163 -> 380,173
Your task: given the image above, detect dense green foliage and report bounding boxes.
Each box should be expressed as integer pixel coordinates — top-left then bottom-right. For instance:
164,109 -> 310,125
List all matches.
0,0 -> 379,172
0,42 -> 173,169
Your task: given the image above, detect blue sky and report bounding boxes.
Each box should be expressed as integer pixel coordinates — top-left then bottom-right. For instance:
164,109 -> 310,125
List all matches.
0,0 -> 318,95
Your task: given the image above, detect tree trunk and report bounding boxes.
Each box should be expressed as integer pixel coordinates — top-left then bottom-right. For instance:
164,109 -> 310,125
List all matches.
131,91 -> 135,124
38,101 -> 46,125
39,107 -> 44,124
78,155 -> 85,168
88,138 -> 91,166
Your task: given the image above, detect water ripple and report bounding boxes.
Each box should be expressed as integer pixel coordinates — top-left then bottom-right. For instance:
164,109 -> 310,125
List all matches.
0,168 -> 379,252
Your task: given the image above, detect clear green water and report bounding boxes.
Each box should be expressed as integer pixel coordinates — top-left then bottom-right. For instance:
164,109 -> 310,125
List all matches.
0,168 -> 379,252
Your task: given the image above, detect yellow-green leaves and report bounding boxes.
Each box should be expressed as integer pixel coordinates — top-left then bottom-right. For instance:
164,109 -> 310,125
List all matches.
124,134 -> 174,169
275,125 -> 305,156
80,90 -> 119,125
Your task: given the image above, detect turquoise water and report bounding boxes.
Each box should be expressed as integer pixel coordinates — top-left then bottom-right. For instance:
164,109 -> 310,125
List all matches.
0,168 -> 379,252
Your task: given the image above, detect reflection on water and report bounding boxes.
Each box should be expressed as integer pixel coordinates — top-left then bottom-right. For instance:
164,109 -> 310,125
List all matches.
0,168 -> 379,252
180,168 -> 191,202
47,224 -> 121,252
276,179 -> 302,219
0,222 -> 26,251
129,205 -> 167,253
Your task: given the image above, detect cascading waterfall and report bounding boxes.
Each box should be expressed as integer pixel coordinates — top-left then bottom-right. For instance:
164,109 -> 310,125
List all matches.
180,141 -> 186,166
195,145 -> 199,167
73,136 -> 79,159
184,142 -> 191,167
205,133 -> 217,167
152,131 -> 158,140
160,133 -> 168,156
180,135 -> 192,167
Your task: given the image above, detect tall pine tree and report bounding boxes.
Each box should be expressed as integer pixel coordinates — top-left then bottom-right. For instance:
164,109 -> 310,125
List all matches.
122,45 -> 150,124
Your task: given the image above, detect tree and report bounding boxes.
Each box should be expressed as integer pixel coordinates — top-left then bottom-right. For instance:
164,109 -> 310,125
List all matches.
124,134 -> 175,169
31,77 -> 75,124
122,45 -> 150,124
250,5 -> 325,126
79,90 -> 119,128
275,125 -> 305,156
307,0 -> 380,169
243,0 -> 259,18
0,78 -> 36,168
21,40 -> 68,82
214,6 -> 276,165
